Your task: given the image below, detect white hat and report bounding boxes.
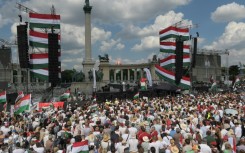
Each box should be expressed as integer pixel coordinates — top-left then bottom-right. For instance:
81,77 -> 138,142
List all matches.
143,136 -> 149,142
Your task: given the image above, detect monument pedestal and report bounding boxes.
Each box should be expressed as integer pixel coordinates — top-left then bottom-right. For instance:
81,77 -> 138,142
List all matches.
82,60 -> 95,82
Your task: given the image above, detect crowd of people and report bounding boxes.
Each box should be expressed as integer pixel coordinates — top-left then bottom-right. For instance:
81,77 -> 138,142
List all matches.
0,91 -> 244,153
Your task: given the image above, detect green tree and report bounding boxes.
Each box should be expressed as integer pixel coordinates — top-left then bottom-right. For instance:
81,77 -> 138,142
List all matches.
61,69 -> 76,83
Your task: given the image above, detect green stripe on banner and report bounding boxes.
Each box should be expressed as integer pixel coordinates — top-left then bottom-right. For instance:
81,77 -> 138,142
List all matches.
30,41 -> 60,49
29,23 -> 60,29
160,49 -> 190,55
30,64 -> 48,69
160,34 -> 189,41
0,99 -> 6,103
30,71 -> 48,81
161,62 -> 190,69
155,71 -> 190,90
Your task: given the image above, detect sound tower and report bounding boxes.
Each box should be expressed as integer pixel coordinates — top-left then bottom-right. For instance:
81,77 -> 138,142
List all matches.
175,40 -> 183,85
192,37 -> 197,68
17,24 -> 29,68
48,33 -> 60,87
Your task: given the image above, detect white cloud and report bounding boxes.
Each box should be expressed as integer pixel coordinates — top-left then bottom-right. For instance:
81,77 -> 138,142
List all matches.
132,36 -> 159,51
204,21 -> 245,65
100,39 -> 124,52
120,11 -> 192,39
211,2 -> 245,22
131,11 -> 192,52
92,0 -> 191,24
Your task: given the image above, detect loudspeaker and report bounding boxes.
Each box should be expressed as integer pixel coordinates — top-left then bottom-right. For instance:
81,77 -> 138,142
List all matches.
48,33 -> 60,87
192,37 -> 197,68
17,24 -> 29,68
175,40 -> 183,85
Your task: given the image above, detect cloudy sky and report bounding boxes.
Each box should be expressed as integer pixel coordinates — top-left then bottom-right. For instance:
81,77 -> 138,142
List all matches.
1,0 -> 245,70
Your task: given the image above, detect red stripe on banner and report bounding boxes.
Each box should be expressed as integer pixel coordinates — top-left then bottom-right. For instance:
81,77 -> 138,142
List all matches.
155,64 -> 190,82
159,26 -> 189,35
73,140 -> 89,147
160,55 -> 175,63
30,53 -> 49,59
160,41 -> 175,46
160,55 -> 190,63
30,30 -> 61,40
29,13 -> 60,20
183,45 -> 190,49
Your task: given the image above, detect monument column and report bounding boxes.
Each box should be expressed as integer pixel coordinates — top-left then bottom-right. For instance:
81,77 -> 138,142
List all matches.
82,0 -> 95,81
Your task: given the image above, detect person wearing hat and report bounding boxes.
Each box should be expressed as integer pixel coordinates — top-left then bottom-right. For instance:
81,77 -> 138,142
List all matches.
100,134 -> 111,153
141,136 -> 150,153
138,126 -> 151,144
168,139 -> 179,153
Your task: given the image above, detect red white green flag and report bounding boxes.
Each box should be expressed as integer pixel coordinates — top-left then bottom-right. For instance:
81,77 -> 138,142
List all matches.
0,91 -> 6,103
60,90 -> 71,100
29,13 -> 60,29
160,41 -> 190,54
15,91 -> 24,103
160,55 -> 190,68
159,26 -> 190,41
155,65 -> 190,89
29,30 -> 61,48
72,140 -> 89,153
30,53 -> 49,81
14,94 -> 31,115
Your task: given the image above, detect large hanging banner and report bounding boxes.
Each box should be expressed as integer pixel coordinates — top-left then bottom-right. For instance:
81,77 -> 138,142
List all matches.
38,102 -> 64,111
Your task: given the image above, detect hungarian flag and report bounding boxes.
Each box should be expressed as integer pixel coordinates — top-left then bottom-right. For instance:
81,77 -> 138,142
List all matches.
71,140 -> 89,153
29,13 -> 60,29
210,82 -> 217,91
14,94 -> 31,115
15,91 -> 24,103
133,92 -> 139,99
29,30 -> 61,48
60,90 -> 71,100
233,77 -> 240,88
0,91 -> 6,103
160,42 -> 190,54
140,78 -> 147,90
30,53 -> 49,81
155,64 -> 190,89
159,26 -> 190,41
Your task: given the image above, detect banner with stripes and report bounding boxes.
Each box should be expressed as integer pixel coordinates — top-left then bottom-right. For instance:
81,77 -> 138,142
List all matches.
155,64 -> 190,89
160,55 -> 190,68
160,42 -> 190,54
29,13 -> 60,29
159,26 -> 190,41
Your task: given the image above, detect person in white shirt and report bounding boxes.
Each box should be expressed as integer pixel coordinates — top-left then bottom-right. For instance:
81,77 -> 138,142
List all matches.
13,142 -> 25,153
149,136 -> 161,153
117,140 -> 129,153
128,123 -> 137,137
199,143 -> 212,153
234,122 -> 242,144
128,134 -> 138,153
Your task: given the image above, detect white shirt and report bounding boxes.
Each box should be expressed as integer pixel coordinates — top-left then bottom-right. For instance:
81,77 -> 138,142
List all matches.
235,126 -> 242,138
13,148 -> 25,153
0,126 -> 10,135
128,138 -> 138,152
199,144 -> 212,153
149,141 -> 161,153
163,136 -> 172,146
128,127 -> 137,136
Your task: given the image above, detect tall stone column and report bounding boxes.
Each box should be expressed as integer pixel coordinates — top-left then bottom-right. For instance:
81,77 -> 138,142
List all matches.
82,0 -> 95,81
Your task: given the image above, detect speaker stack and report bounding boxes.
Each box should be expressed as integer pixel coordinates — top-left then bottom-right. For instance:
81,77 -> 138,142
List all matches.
48,33 -> 60,87
17,24 -> 29,68
175,40 -> 184,85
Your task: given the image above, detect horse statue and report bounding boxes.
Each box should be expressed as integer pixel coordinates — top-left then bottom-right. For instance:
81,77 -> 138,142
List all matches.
98,54 -> 109,62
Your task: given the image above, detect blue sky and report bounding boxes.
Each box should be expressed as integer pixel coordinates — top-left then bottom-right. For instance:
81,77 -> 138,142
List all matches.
0,0 -> 245,70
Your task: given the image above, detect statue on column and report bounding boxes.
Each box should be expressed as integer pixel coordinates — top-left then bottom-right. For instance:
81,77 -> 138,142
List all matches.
85,0 -> 90,6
